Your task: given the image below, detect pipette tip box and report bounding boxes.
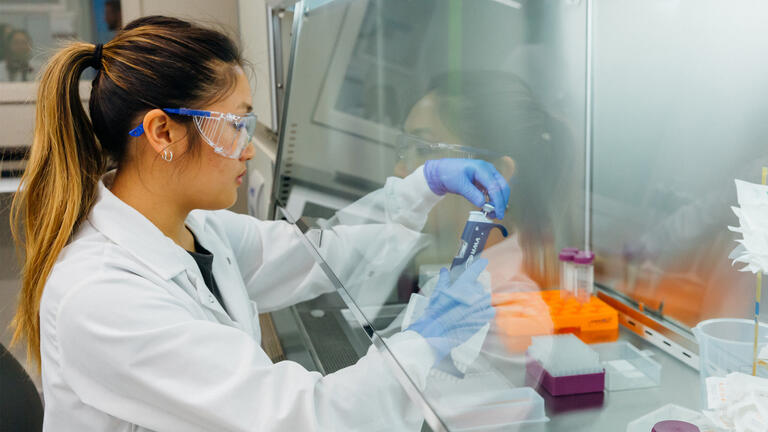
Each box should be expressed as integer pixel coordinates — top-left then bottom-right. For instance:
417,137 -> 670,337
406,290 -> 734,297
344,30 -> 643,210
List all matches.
525,357 -> 605,396
525,334 -> 605,396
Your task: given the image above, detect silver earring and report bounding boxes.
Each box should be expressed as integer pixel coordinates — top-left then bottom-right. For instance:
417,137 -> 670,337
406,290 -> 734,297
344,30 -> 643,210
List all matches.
162,150 -> 173,162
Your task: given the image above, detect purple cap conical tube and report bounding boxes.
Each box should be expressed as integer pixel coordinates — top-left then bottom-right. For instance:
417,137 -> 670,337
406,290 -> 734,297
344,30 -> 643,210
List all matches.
652,420 -> 700,432
559,249 -> 576,262
573,251 -> 595,265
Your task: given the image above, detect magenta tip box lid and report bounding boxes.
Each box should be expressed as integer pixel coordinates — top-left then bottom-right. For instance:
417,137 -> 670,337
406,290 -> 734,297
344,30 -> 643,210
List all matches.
652,420 -> 700,432
558,250 -> 576,261
573,251 -> 595,264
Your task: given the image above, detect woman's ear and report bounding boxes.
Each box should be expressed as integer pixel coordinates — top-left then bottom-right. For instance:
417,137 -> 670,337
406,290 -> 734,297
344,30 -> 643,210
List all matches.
142,109 -> 189,156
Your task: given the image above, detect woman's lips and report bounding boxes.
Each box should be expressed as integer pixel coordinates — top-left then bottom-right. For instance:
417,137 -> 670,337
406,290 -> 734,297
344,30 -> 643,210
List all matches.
236,170 -> 246,185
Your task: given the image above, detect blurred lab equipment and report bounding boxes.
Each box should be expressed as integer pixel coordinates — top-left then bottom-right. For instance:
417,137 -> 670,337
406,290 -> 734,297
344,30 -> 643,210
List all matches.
0,29 -> 34,82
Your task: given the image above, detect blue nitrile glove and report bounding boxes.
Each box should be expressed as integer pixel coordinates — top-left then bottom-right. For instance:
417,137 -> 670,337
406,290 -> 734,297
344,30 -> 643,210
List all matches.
407,258 -> 496,363
423,158 -> 511,219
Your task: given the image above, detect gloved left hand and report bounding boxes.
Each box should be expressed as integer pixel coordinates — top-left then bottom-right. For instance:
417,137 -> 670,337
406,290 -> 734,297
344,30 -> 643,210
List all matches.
407,258 -> 496,363
423,158 -> 511,219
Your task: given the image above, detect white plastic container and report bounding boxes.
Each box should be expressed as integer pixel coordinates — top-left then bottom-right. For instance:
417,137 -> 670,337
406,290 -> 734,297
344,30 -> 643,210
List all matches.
425,372 -> 548,430
693,318 -> 768,401
573,251 -> 595,303
591,341 -> 661,391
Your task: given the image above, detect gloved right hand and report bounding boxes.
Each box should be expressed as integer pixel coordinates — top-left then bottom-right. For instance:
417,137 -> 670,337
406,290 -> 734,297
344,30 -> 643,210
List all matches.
407,258 -> 495,363
423,158 -> 511,219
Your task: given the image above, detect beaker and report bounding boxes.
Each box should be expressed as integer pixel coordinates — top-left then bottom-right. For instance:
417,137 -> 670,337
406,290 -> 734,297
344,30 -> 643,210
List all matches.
693,318 -> 768,404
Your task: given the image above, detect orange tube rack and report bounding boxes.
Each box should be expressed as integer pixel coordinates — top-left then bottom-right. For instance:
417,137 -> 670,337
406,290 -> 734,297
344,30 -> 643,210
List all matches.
493,290 -> 619,352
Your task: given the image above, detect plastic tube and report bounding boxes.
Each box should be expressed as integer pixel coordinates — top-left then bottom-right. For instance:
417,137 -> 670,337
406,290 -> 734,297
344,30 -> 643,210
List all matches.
559,248 -> 578,299
573,251 -> 595,303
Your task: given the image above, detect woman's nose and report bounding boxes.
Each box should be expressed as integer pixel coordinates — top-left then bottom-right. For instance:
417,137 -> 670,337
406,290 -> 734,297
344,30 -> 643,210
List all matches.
240,141 -> 256,161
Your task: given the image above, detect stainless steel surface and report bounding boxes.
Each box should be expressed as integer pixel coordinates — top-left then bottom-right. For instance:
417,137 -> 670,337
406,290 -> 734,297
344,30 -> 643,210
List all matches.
514,327 -> 700,431
291,294 -> 372,373
288,303 -> 327,374
598,287 -> 699,369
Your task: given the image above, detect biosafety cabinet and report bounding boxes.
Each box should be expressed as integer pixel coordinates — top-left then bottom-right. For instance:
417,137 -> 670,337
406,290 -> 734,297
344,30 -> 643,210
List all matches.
256,0 -> 768,430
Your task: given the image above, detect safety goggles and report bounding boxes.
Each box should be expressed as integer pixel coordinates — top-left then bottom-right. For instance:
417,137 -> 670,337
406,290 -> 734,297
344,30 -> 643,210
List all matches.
128,108 -> 257,160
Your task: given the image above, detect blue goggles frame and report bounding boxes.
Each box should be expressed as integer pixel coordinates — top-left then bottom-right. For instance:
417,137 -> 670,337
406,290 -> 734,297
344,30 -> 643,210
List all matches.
128,108 -> 257,160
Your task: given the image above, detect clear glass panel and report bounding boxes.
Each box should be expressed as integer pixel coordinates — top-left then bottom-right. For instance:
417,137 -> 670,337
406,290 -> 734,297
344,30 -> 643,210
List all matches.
591,0 -> 768,329
276,0 -> 590,429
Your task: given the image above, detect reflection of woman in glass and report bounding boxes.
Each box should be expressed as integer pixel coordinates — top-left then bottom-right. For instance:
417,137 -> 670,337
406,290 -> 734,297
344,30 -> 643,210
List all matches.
402,70 -> 580,292
0,29 -> 34,82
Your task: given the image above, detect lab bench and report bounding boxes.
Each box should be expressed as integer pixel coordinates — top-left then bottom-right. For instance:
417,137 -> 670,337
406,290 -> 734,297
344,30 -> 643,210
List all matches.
273,286 -> 702,432
504,329 -> 700,431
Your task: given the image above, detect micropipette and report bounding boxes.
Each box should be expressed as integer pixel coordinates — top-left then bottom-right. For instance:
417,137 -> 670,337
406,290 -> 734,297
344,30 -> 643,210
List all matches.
450,203 -> 508,276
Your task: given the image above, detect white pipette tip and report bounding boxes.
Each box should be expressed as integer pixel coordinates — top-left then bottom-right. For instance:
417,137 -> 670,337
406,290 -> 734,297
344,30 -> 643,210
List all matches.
481,203 -> 495,217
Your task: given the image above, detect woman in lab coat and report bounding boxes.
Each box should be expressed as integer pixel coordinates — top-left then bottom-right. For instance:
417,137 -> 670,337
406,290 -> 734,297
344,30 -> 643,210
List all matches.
10,16 -> 509,432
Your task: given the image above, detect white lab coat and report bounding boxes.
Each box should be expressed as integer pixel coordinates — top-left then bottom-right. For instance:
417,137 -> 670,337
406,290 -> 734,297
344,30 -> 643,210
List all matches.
39,168 -> 441,432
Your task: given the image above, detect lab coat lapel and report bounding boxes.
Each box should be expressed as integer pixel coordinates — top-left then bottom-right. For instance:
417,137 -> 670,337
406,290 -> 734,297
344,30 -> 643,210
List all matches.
186,212 -> 256,337
89,172 -> 246,332
88,172 -> 188,280
181,264 -> 236,326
